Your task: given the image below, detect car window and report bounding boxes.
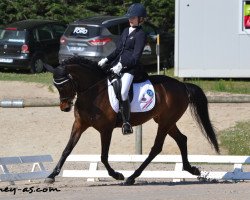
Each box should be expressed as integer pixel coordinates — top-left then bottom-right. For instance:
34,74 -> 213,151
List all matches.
52,24 -> 66,39
0,29 -> 4,39
107,24 -> 119,35
37,26 -> 53,41
119,22 -> 129,34
32,29 -> 38,42
142,23 -> 157,36
0,29 -> 26,43
64,25 -> 100,38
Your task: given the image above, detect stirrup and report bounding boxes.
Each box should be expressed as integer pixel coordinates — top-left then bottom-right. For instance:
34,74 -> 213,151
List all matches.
122,122 -> 133,135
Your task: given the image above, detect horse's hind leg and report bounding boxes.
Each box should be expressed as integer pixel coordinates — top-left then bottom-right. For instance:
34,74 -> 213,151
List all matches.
168,125 -> 200,176
125,124 -> 169,185
100,129 -> 125,180
45,121 -> 87,183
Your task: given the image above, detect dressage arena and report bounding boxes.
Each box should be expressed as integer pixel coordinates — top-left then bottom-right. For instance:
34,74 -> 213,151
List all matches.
1,81 -> 250,199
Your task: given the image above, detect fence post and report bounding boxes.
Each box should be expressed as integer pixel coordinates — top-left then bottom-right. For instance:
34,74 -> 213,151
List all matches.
156,34 -> 160,75
135,125 -> 142,154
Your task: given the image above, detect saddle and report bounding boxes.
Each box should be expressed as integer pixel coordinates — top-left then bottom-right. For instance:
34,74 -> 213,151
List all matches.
108,73 -> 155,113
109,75 -> 133,103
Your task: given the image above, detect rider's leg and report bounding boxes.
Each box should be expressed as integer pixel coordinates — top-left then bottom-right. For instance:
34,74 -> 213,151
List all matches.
120,73 -> 134,135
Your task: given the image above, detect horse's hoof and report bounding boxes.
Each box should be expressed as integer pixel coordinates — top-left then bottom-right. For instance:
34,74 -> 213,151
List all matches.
184,165 -> 201,176
114,172 -> 125,180
191,166 -> 201,176
185,166 -> 201,176
123,178 -> 135,186
44,177 -> 55,184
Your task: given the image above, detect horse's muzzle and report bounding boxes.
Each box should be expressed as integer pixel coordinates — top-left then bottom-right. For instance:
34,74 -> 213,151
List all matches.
60,101 -> 73,112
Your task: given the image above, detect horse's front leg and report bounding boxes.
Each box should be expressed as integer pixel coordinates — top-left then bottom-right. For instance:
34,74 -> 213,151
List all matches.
100,128 -> 124,181
45,120 -> 88,183
168,125 -> 201,176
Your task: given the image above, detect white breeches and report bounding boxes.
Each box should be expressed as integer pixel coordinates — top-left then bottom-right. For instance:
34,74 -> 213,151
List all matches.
120,73 -> 134,101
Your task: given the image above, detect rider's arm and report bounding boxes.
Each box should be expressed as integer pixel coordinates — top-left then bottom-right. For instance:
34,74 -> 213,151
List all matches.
107,28 -> 128,63
120,30 -> 146,69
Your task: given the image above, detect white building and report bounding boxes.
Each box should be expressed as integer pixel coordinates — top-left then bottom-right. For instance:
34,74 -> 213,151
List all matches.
175,0 -> 250,78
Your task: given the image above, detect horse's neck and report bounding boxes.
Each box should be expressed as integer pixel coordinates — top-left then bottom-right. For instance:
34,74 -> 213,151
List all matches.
72,67 -> 105,92
77,78 -> 107,99
76,78 -> 108,114
68,63 -> 107,101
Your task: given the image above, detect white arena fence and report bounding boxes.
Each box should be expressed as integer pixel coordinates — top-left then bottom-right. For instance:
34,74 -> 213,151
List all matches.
0,155 -> 53,185
62,154 -> 250,182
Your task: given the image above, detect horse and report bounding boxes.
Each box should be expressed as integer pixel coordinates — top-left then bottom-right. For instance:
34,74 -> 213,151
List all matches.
44,56 -> 219,185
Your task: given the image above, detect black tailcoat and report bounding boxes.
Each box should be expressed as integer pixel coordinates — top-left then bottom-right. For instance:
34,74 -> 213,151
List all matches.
107,26 -> 146,78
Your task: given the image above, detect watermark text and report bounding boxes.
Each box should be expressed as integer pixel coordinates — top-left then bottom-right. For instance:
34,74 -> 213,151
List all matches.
0,186 -> 61,195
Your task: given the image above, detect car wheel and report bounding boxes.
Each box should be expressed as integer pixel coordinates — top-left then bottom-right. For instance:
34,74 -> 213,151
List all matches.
30,56 -> 44,73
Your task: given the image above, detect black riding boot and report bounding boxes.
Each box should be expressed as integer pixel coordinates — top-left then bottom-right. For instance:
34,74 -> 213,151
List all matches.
120,99 -> 133,135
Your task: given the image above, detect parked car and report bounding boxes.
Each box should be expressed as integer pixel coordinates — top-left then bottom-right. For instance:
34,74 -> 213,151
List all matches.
0,19 -> 66,73
59,16 -> 174,68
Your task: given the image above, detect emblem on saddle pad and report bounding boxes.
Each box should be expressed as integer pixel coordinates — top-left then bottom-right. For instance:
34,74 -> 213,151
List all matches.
140,89 -> 154,110
108,79 -> 156,113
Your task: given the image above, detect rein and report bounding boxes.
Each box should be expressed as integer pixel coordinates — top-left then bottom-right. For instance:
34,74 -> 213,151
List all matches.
54,74 -> 108,100
75,77 -> 108,97
53,56 -> 112,101
73,72 -> 119,97
53,74 -> 77,101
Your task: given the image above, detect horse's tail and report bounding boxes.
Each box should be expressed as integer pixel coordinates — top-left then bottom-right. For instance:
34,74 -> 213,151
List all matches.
185,83 -> 220,154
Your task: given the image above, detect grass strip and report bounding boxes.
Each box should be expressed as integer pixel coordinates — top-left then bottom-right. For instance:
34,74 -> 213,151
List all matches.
219,121 -> 250,155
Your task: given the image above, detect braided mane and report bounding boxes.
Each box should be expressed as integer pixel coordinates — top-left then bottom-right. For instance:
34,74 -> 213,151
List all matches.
61,55 -> 98,67
61,55 -> 105,75
53,56 -> 107,80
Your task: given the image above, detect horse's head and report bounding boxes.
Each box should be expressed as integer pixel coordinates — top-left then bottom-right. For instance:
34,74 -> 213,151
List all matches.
53,65 -> 76,112
45,56 -> 107,112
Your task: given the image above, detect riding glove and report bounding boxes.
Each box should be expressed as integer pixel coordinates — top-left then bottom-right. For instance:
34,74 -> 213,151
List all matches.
111,62 -> 122,74
98,58 -> 108,67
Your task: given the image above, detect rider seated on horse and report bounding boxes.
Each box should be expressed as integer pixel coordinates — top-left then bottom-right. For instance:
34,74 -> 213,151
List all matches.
98,3 -> 147,135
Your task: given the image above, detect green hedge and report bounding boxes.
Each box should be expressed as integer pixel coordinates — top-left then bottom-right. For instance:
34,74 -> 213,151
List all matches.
0,0 -> 175,32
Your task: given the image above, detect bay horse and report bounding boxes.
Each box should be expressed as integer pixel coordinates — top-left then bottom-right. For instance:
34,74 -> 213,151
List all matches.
44,56 -> 219,185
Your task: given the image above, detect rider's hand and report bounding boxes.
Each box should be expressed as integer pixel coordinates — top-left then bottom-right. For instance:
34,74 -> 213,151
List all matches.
98,58 -> 108,67
111,62 -> 122,74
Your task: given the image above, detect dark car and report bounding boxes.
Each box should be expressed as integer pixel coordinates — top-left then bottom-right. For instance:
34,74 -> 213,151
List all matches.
59,16 -> 174,68
0,19 -> 66,73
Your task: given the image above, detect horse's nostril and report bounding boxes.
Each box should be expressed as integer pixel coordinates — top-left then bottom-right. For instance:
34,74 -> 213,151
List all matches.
60,101 -> 72,112
64,107 -> 71,112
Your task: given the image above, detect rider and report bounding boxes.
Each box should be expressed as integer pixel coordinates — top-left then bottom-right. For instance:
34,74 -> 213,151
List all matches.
98,3 -> 147,135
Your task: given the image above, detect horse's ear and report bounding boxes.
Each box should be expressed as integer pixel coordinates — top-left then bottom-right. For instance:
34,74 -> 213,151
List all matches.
44,63 -> 55,73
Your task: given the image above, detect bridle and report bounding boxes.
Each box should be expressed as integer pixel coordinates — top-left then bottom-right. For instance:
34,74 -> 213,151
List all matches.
53,74 -> 77,101
53,73 -> 107,101
53,63 -> 111,102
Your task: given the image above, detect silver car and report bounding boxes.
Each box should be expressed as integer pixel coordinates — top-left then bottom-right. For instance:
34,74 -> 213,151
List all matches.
59,16 -> 174,67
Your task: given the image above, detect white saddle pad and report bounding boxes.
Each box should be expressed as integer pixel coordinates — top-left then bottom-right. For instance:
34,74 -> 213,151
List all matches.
108,79 -> 155,113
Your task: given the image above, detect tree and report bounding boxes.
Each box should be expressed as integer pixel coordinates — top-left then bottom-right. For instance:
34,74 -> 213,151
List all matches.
0,0 -> 175,32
